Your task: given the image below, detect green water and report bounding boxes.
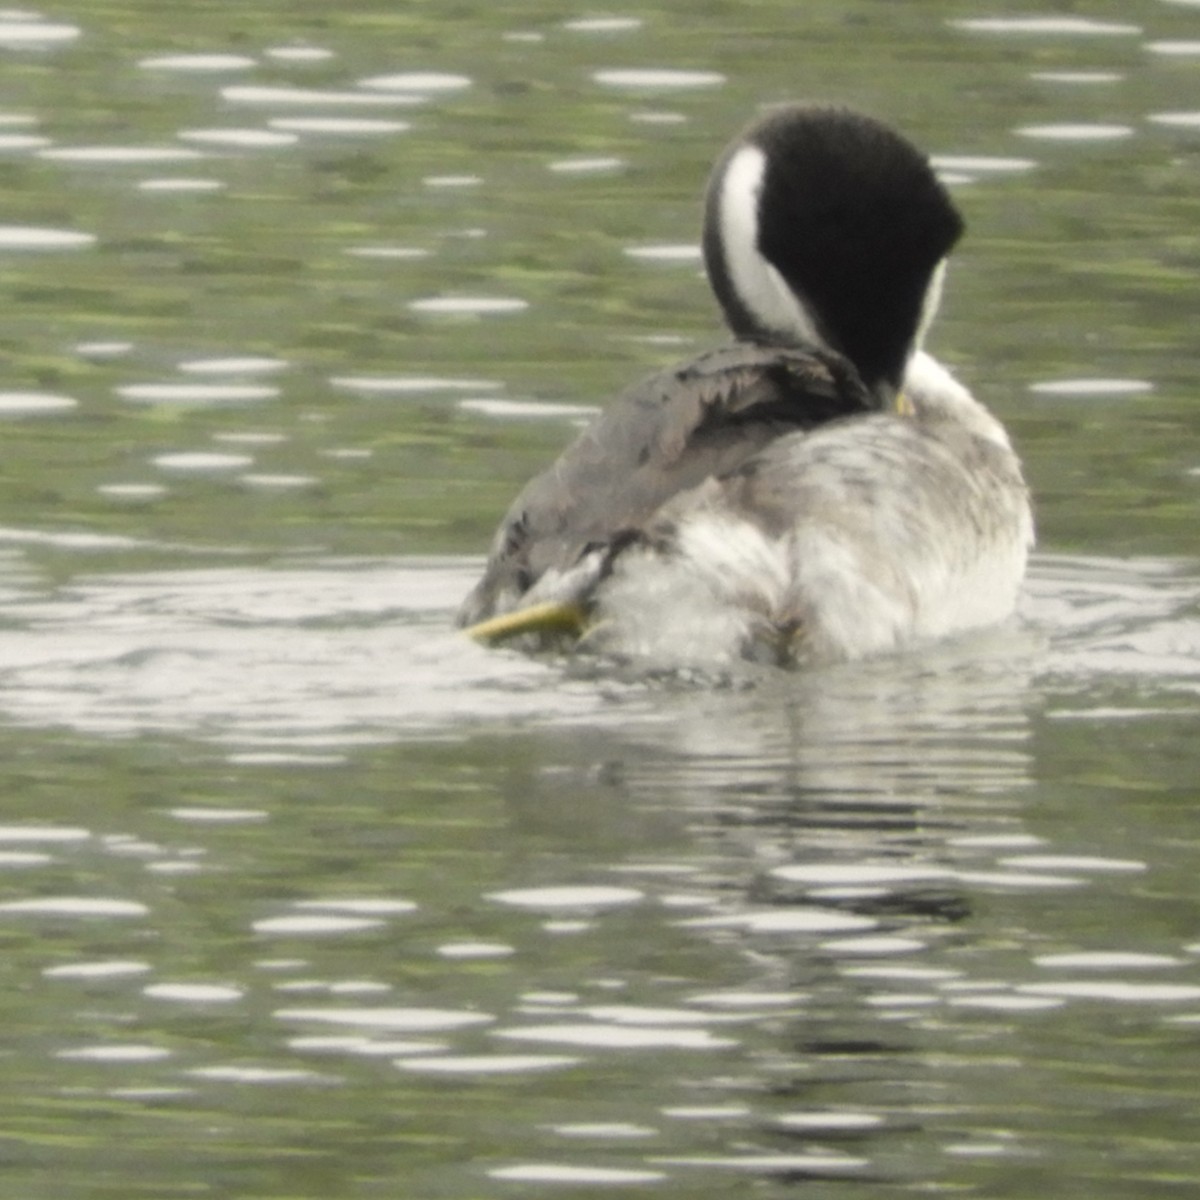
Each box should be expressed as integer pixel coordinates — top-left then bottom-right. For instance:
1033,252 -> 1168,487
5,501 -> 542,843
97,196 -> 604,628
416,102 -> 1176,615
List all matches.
0,1 -> 1199,1196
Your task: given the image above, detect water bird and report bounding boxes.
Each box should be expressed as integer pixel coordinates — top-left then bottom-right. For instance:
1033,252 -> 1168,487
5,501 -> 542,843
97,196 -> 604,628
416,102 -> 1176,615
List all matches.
458,104 -> 1033,667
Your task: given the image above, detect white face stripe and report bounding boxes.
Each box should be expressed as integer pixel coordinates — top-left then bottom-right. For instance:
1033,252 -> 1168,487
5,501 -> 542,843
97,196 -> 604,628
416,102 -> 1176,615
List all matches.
717,144 -> 828,348
913,258 -> 947,353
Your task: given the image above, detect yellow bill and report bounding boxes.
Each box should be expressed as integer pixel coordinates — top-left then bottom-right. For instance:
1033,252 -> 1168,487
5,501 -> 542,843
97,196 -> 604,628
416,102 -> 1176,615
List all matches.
463,601 -> 587,644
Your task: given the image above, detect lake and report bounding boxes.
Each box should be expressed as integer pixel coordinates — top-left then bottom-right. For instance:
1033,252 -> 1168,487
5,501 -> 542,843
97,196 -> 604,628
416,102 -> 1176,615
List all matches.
1,1 -> 1199,1196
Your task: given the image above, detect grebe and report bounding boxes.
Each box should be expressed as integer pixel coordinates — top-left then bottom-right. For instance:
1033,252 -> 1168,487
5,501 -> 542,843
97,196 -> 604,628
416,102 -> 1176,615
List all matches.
458,105 -> 1033,667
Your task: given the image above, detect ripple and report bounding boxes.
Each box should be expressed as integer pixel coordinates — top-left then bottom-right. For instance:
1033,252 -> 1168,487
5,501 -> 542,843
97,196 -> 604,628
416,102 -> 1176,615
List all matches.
436,941 -> 515,959
1149,112 -> 1200,130
548,155 -> 625,174
630,111 -> 687,125
241,474 -> 318,492
771,863 -> 952,887
179,127 -> 298,149
947,993 -> 1065,1011
1018,982 -> 1200,1003
144,982 -> 244,1003
820,936 -> 927,956
584,1004 -> 746,1027
0,225 -> 94,250
253,914 -> 385,935
775,1111 -> 884,1132
168,806 -> 267,822
117,383 -> 279,405
276,1006 -> 494,1032
57,1044 -> 172,1062
344,245 -> 431,260
1000,854 -> 1145,873
396,1054 -> 581,1074
661,1104 -> 751,1120
624,243 -> 702,263
688,990 -> 805,1009
487,885 -> 644,911
408,296 -> 529,315
563,17 -> 644,32
952,17 -> 1140,35
238,468 -> 319,487
954,870 -> 1084,890
179,356 -> 288,375
97,483 -> 167,501
489,1165 -> 665,1185
39,146 -> 204,164
0,19 -> 80,46
553,1122 -> 658,1139
264,46 -> 335,63
0,391 -> 77,415
1029,377 -> 1153,396
0,850 -> 51,865
289,1036 -> 443,1056
357,71 -> 472,92
682,908 -> 876,934
0,132 -> 49,150
330,374 -> 503,395
492,1023 -> 737,1050
1016,123 -> 1134,141
222,85 -> 421,108
138,178 -> 225,193
138,53 -> 257,72
0,896 -> 147,917
268,117 -> 411,136
75,341 -> 133,359
422,174 -> 481,188
593,68 -> 725,89
294,898 -> 417,915
1030,71 -> 1123,84
187,1065 -> 332,1084
1146,40 -> 1200,56
930,154 -> 1037,174
274,979 -> 390,996
648,1153 -> 866,1176
0,824 -> 89,842
458,398 -> 600,420
152,452 -> 255,473
1034,952 -> 1181,970
212,431 -> 288,445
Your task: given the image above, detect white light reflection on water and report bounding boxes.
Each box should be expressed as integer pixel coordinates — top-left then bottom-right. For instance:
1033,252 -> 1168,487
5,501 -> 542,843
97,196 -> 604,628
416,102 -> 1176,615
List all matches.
0,225 -> 94,249
0,392 -> 77,415
0,19 -> 80,47
593,68 -> 725,89
951,17 -> 1141,35
39,146 -> 204,164
221,85 -> 422,108
117,383 -> 280,405
178,127 -> 299,149
137,178 -> 225,193
138,54 -> 257,72
0,554 -> 1190,755
267,116 -> 411,137
357,72 -> 472,92
1016,123 -> 1134,141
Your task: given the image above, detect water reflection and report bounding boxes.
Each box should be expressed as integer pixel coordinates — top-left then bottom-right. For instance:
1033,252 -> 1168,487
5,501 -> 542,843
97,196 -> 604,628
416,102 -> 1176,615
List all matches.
0,224 -> 95,248
0,18 -> 80,47
2,0 -> 1200,1194
0,551 -> 1192,750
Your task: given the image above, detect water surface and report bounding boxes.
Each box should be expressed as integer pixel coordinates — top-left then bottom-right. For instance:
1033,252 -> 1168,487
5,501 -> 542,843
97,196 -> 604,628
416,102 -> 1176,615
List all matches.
1,1 -> 1199,1197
